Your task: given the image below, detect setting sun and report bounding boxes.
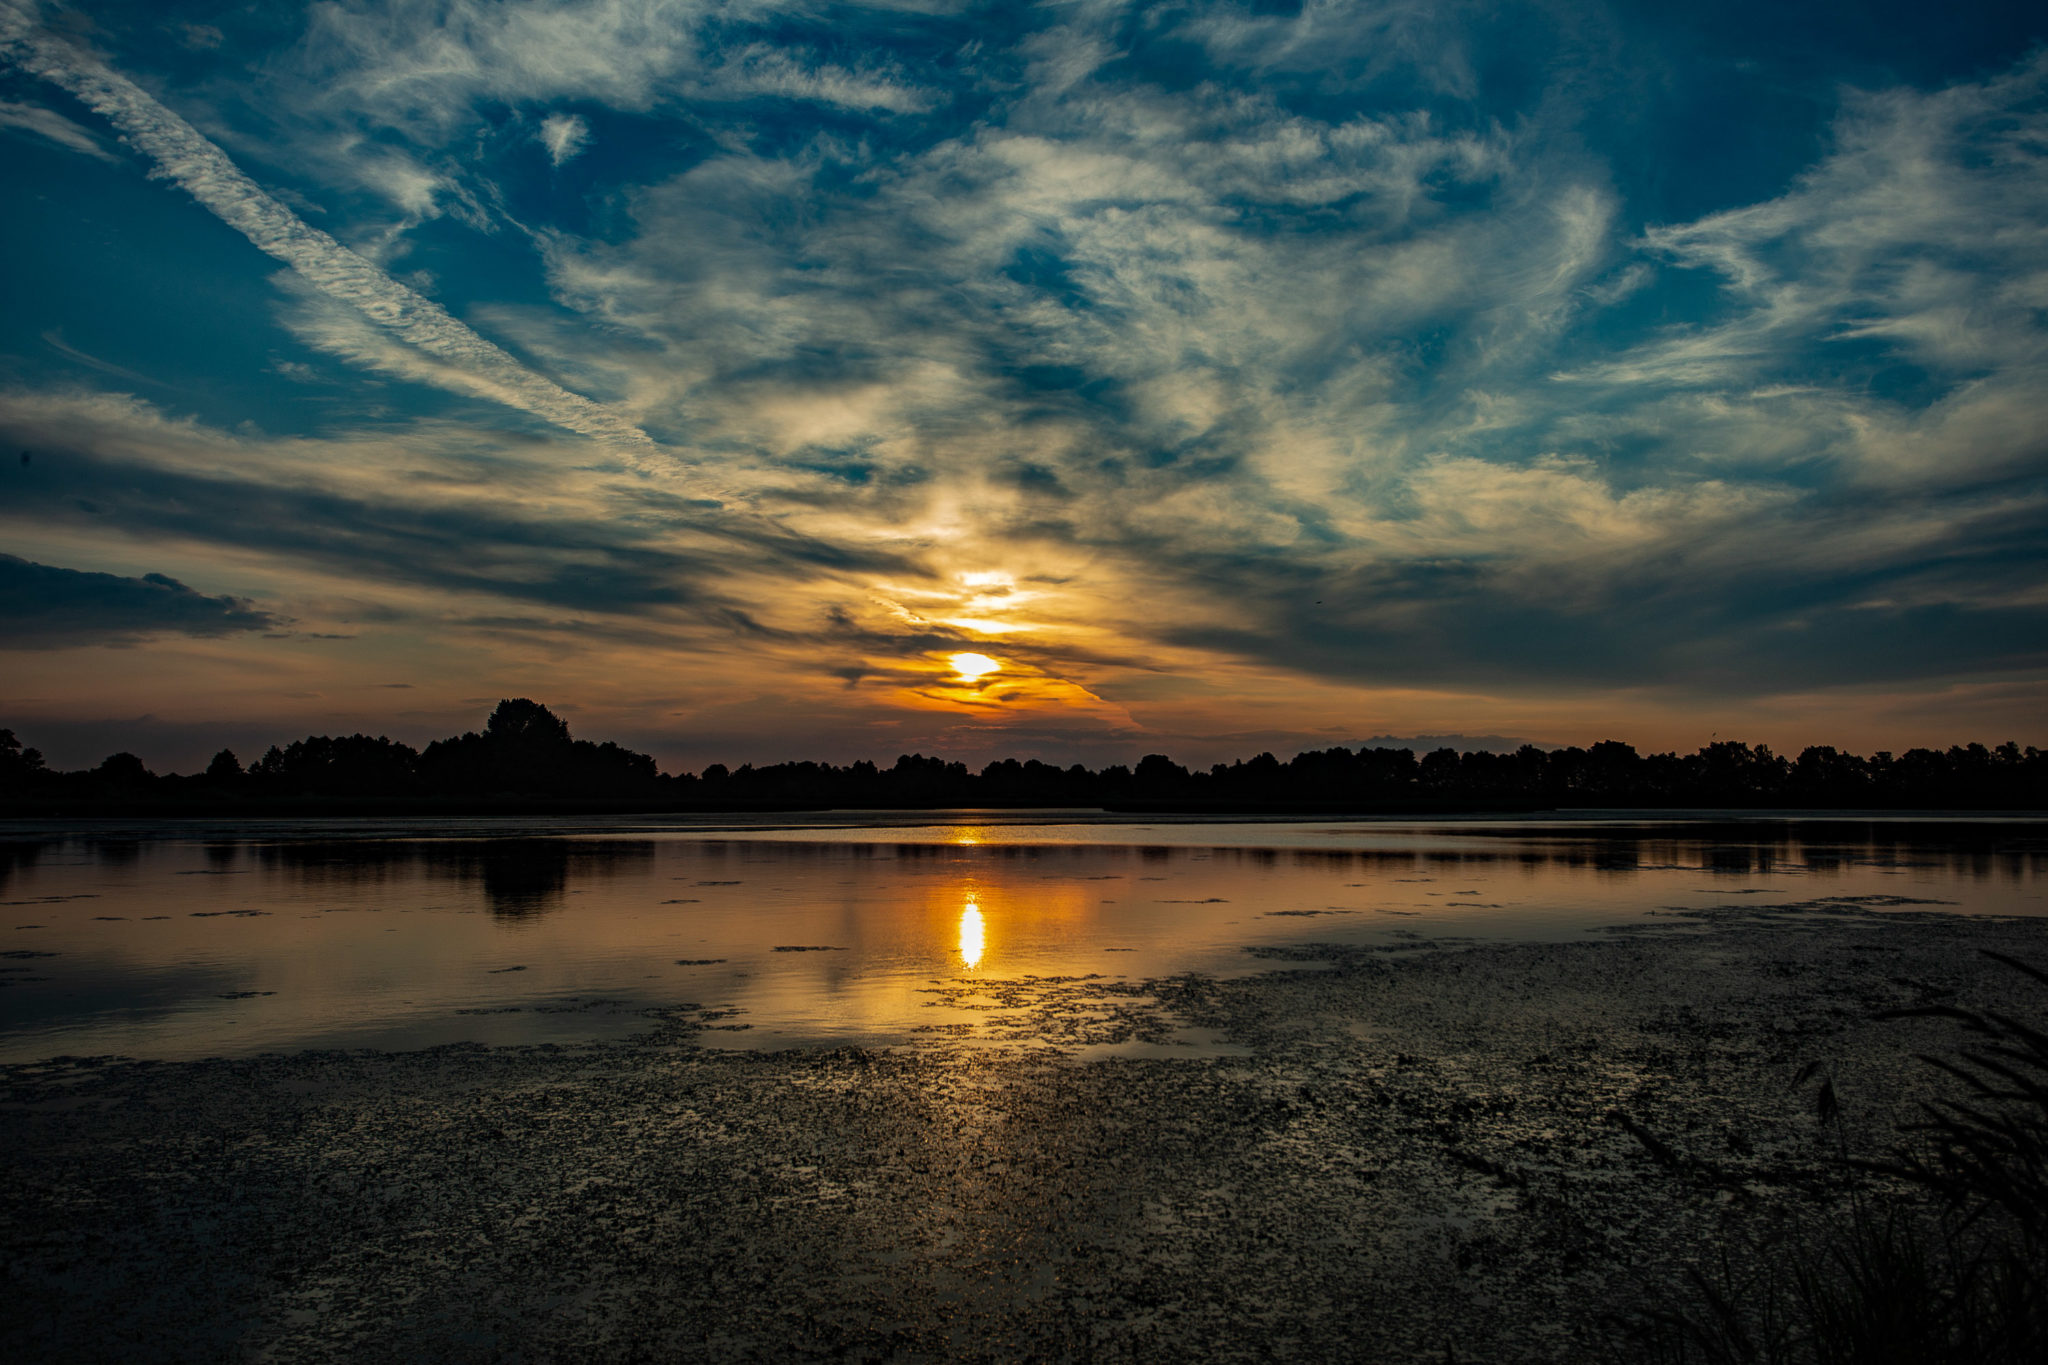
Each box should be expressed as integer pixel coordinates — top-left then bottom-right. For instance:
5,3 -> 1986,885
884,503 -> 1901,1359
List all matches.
948,652 -> 1001,680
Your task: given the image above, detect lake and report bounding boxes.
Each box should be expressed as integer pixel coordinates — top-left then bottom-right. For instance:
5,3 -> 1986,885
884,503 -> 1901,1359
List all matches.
2,812 -> 2042,1061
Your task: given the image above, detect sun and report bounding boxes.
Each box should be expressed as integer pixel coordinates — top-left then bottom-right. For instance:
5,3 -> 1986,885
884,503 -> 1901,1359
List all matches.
949,652 -> 1001,680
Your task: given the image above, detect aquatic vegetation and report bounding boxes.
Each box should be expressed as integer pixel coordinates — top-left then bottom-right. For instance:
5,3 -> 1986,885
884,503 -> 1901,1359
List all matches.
1883,952 -> 2048,1255
1614,953 -> 2048,1364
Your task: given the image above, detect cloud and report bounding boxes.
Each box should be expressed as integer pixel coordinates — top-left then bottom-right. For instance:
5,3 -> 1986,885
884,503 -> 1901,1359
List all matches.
0,553 -> 281,647
40,330 -> 175,389
289,1 -> 939,122
173,23 -> 223,52
2,2 -> 2045,754
706,44 -> 938,113
537,111 -> 589,165
0,388 -> 911,628
0,96 -> 118,160
0,6 -> 658,456
499,14 -> 2048,697
1606,54 -> 2048,487
294,0 -> 720,129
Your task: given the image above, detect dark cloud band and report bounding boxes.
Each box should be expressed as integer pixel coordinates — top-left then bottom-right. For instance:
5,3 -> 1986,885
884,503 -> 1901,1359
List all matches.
0,553 -> 280,647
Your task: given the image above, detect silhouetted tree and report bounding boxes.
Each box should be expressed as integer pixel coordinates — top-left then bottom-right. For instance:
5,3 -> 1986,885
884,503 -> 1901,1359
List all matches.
485,697 -> 572,747
2,708 -> 2042,812
417,699 -> 660,798
252,734 -> 420,797
1133,753 -> 1192,796
93,752 -> 155,789
1419,746 -> 1461,791
0,729 -> 47,791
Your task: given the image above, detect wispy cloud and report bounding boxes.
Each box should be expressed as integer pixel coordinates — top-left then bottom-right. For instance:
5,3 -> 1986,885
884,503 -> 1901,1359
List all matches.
0,94 -> 117,159
0,4 -> 657,456
40,330 -> 177,390
292,0 -> 721,135
537,111 -> 589,165
706,43 -> 939,113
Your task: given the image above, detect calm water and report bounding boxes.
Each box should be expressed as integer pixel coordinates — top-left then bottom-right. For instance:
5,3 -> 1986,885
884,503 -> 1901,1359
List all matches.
2,813 -> 2042,1062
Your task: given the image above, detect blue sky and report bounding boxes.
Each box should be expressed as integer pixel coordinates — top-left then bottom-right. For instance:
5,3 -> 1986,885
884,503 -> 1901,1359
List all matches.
1,0 -> 2044,770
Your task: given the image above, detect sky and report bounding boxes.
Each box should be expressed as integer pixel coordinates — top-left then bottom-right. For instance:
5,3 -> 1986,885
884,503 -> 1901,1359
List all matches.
1,0 -> 2045,774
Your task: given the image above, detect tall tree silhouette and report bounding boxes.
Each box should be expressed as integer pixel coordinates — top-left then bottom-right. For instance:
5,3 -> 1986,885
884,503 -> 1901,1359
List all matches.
484,698 -> 571,747
418,699 -> 659,798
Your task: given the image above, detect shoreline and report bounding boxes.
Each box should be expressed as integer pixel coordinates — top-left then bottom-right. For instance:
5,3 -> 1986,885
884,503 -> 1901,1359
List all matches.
6,806 -> 2044,840
8,798 -> 2048,823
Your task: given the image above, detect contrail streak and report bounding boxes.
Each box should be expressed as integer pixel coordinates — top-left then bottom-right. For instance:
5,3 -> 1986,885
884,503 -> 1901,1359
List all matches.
0,4 -> 659,459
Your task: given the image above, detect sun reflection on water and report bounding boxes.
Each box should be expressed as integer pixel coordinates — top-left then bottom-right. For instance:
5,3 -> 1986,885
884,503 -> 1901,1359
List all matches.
959,899 -> 985,970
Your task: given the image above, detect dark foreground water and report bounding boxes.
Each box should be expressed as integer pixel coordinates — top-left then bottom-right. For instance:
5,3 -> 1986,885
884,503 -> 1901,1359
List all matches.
2,812 -> 2041,1060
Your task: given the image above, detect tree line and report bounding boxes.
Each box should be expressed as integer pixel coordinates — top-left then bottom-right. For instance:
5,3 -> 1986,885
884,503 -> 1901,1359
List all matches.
1,698 -> 2043,811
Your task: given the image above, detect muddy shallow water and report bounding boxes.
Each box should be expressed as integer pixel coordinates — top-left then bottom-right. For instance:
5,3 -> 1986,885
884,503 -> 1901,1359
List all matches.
3,817 -> 2046,1361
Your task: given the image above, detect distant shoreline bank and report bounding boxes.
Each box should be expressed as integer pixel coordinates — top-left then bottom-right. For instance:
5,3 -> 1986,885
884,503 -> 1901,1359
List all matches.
4,799 -> 2045,833
10,701 -> 2044,817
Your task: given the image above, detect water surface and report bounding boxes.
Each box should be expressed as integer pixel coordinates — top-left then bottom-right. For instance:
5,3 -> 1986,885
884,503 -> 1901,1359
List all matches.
2,813 -> 2041,1061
